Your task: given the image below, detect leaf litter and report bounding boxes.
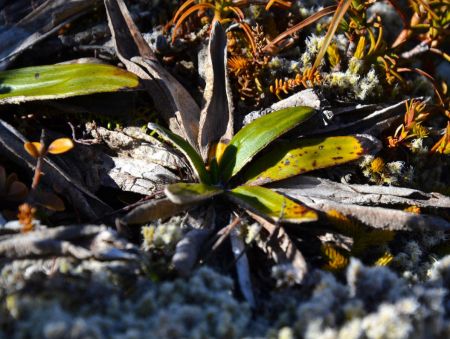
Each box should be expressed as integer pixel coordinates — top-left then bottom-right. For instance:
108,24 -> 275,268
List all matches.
0,0 -> 449,337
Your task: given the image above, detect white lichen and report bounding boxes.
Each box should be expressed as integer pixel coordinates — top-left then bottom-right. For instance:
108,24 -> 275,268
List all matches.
141,217 -> 184,251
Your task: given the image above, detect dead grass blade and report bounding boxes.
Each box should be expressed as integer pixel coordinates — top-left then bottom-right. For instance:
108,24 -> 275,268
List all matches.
312,0 -> 352,72
263,5 -> 337,53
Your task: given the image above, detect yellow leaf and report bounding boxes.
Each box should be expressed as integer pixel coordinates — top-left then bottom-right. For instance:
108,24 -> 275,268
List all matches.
374,252 -> 394,266
404,205 -> 421,214
322,244 -> 348,271
244,135 -> 370,186
326,209 -> 361,238
327,43 -> 341,68
354,35 -> 366,59
47,138 -> 74,155
24,142 -> 43,158
228,185 -> 318,223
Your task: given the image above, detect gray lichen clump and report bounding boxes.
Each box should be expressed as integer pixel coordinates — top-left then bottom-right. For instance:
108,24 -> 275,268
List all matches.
0,0 -> 448,337
3,251 -> 450,338
0,260 -> 250,339
266,258 -> 450,339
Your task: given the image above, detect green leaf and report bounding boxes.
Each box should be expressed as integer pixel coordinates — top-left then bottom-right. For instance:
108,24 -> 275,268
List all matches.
244,135 -> 373,185
0,63 -> 141,104
218,106 -> 316,183
165,183 -> 223,204
227,185 -> 317,223
148,123 -> 210,184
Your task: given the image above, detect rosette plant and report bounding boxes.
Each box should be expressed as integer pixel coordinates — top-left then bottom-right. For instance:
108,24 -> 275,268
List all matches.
0,1 -> 380,289
121,105 -> 375,226
109,18 -> 377,228
0,2 -> 376,227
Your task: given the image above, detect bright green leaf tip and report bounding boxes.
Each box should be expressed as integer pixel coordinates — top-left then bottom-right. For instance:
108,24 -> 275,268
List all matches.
165,183 -> 223,204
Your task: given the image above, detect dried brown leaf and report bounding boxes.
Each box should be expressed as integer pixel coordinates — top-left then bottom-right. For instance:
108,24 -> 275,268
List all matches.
198,21 -> 234,160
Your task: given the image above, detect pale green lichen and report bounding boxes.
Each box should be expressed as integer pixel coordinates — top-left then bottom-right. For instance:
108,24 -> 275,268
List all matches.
243,223 -> 262,244
348,57 -> 365,75
300,34 -> 326,69
321,64 -> 382,101
409,138 -> 428,154
392,230 -> 448,283
354,68 -> 382,100
141,216 -> 184,251
271,264 -> 302,287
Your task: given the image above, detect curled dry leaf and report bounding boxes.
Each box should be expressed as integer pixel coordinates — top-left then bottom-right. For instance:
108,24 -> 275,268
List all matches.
0,166 -> 28,202
172,228 -> 214,276
274,176 -> 450,210
119,198 -> 193,226
230,228 -> 256,308
290,195 -> 450,232
197,21 -> 234,161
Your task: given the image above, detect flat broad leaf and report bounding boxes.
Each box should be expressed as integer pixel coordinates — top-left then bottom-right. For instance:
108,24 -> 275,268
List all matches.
165,183 -> 223,204
218,106 -> 316,182
0,63 -> 141,104
244,135 -> 376,185
227,185 -> 317,223
148,123 -> 210,184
